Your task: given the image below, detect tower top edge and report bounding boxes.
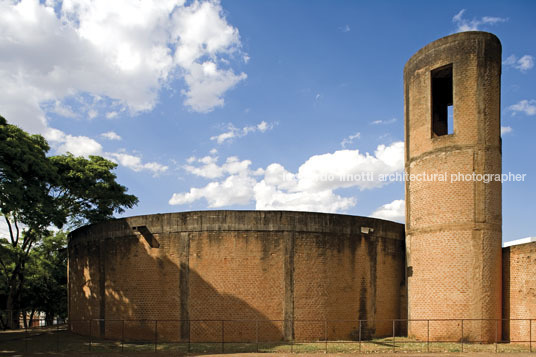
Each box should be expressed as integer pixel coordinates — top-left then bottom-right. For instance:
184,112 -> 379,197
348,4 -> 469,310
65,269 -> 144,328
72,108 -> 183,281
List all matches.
404,31 -> 501,73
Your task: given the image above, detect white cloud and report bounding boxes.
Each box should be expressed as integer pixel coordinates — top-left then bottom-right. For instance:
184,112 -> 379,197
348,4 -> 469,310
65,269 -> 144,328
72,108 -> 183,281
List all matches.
107,151 -> 168,175
257,121 -> 270,132
341,132 -> 361,148
184,155 -> 252,179
45,128 -> 103,157
100,131 -> 122,140
182,62 -> 247,112
339,24 -> 350,33
517,55 -> 534,71
58,136 -> 103,157
171,151 -> 257,206
371,199 -> 405,223
105,111 -> 119,119
170,141 -> 404,213
0,0 -> 247,134
88,109 -> 98,119
509,99 -> 536,116
452,9 -> 507,32
254,180 -> 356,212
45,128 -> 167,174
503,55 -> 534,72
169,174 -> 256,207
295,142 -> 404,192
45,100 -> 78,118
501,126 -> 512,135
452,9 -> 465,23
171,0 -> 247,112
210,121 -> 274,144
371,118 -> 396,125
503,55 -> 517,66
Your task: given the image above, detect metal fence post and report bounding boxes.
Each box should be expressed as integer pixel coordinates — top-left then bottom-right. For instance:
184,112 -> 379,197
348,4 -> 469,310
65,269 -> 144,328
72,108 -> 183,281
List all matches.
461,319 -> 464,352
290,322 -> 294,354
154,320 -> 158,353
256,320 -> 259,353
221,320 -> 224,353
427,320 -> 430,353
359,320 -> 362,353
121,320 -> 124,352
24,324 -> 28,353
188,320 -> 191,353
324,319 -> 328,353
530,319 -> 532,353
289,319 -> 293,353
56,323 -> 60,352
495,319 -> 498,353
392,319 -> 396,352
89,320 -> 92,351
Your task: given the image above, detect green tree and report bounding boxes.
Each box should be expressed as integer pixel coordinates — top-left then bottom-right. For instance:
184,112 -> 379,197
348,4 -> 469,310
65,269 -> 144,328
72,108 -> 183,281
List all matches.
1,232 -> 68,328
0,116 -> 138,328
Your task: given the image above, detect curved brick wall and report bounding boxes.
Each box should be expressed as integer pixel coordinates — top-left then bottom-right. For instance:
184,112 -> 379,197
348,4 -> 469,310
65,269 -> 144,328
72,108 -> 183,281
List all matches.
68,210 -> 406,342
404,32 -> 502,342
502,242 -> 536,343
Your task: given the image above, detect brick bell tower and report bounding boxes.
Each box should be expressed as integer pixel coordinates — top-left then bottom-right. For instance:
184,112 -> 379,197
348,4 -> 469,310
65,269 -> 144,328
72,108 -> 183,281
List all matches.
404,32 -> 502,342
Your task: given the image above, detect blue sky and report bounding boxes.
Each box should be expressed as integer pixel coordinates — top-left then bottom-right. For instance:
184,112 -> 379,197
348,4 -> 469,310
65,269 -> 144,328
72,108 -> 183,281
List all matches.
1,0 -> 535,242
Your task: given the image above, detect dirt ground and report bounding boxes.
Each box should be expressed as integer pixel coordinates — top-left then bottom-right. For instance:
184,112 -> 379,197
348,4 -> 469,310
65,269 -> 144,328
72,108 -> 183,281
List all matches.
3,353 -> 536,357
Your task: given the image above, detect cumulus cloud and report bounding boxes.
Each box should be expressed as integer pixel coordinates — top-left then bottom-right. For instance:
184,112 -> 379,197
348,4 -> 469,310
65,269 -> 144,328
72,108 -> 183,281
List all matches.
45,128 -> 167,174
170,152 -> 257,206
254,179 -> 356,212
210,121 -> 274,144
105,111 -> 119,119
501,126 -> 513,135
183,62 -> 247,112
371,199 -> 405,223
169,174 -> 257,207
169,141 -> 404,212
100,131 -> 122,141
341,132 -> 360,148
44,100 -> 78,119
509,100 -> 536,116
0,0 -> 247,134
503,55 -> 534,72
452,9 -> 507,32
107,151 -> 169,176
183,155 -> 254,179
45,128 -> 103,157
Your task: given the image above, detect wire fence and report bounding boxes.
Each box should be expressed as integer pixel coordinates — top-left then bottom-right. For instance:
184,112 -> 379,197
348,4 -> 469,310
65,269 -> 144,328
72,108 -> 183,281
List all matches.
0,318 -> 534,354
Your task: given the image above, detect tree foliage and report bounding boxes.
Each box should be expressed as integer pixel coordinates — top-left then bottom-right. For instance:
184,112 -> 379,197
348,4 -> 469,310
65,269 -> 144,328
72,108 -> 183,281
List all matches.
18,231 -> 67,326
0,115 -> 138,327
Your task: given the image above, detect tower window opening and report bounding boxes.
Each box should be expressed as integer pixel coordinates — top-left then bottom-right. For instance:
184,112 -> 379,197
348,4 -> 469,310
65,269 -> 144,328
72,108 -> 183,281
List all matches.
431,64 -> 453,136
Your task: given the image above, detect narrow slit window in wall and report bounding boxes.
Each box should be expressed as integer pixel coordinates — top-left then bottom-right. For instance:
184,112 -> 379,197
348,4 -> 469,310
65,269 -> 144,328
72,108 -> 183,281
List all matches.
431,64 -> 453,136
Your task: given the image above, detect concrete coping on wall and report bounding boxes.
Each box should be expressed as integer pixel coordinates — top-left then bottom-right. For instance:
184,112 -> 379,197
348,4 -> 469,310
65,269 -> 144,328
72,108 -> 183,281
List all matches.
68,210 -> 405,244
404,31 -> 501,75
503,237 -> 536,248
